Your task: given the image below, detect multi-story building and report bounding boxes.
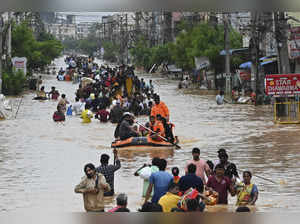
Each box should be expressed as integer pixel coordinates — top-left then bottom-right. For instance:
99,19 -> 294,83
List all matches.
45,23 -> 76,40
76,22 -> 94,39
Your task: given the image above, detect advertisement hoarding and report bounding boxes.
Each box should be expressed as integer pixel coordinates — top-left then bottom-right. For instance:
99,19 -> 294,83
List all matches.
265,74 -> 300,96
12,57 -> 27,75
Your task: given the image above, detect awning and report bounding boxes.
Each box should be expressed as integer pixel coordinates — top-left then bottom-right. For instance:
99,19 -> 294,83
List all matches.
220,48 -> 249,55
239,57 -> 277,69
239,61 -> 252,69
167,64 -> 182,72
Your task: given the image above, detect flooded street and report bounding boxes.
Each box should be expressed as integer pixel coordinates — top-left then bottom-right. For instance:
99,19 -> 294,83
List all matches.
0,56 -> 299,212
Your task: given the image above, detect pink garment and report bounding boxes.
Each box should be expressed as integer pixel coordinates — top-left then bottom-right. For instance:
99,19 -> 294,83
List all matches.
185,159 -> 210,184
107,205 -> 121,213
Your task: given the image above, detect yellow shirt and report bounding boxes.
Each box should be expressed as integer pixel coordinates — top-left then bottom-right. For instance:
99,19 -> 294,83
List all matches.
158,192 -> 181,212
81,109 -> 93,123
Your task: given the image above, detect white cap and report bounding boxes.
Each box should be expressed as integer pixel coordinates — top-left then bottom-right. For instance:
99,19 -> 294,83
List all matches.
123,112 -> 134,117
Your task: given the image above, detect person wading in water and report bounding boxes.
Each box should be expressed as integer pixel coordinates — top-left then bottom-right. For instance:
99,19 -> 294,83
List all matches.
206,164 -> 236,205
185,148 -> 211,185
214,149 -> 240,182
96,149 -> 121,197
236,171 -> 258,206
74,163 -> 110,212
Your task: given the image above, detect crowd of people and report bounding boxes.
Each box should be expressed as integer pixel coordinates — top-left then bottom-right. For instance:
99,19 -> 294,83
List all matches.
49,55 -> 177,144
214,87 -> 272,106
74,147 -> 258,212
37,55 -> 259,213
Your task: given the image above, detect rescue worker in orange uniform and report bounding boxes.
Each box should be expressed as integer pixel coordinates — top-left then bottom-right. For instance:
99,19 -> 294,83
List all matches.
151,95 -> 170,121
150,114 -> 165,141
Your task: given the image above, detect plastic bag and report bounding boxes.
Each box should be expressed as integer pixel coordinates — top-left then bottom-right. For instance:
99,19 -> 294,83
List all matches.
139,167 -> 152,180
66,105 -> 73,116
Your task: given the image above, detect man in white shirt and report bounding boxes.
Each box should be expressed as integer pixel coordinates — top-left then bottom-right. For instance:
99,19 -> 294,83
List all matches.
73,97 -> 84,116
216,90 -> 225,105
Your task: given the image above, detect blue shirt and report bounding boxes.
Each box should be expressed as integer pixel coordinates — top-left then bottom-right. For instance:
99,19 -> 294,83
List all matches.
149,171 -> 173,203
251,184 -> 258,196
216,95 -> 224,105
178,173 -> 204,193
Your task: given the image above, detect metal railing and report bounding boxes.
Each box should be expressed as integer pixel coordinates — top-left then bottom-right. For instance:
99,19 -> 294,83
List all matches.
274,101 -> 300,124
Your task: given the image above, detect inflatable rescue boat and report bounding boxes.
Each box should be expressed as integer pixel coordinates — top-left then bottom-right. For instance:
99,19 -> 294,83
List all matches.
111,136 -> 177,148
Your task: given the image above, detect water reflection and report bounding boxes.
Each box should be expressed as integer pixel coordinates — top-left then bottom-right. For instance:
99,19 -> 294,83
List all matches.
0,57 -> 299,212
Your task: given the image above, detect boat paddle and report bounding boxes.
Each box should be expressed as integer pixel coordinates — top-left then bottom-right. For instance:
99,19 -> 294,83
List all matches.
135,121 -> 181,149
113,147 -> 117,166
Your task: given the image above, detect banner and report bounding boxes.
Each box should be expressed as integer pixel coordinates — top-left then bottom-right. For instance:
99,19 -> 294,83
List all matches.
265,74 -> 300,96
289,26 -> 300,59
12,57 -> 27,75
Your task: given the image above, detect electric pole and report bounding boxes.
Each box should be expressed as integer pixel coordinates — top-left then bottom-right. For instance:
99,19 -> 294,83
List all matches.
223,13 -> 231,94
275,12 -> 291,74
0,15 -> 3,94
250,11 -> 260,95
223,13 -> 231,76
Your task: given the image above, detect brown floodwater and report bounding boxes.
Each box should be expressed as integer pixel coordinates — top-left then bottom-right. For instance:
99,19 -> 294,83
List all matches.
0,57 -> 299,213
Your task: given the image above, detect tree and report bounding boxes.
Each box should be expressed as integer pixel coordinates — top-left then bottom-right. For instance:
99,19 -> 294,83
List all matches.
169,22 -> 243,73
168,30 -> 195,71
102,41 -> 120,63
2,69 -> 26,95
12,22 -> 63,75
149,44 -> 172,66
78,35 -> 99,56
62,37 -> 78,51
129,37 -> 152,70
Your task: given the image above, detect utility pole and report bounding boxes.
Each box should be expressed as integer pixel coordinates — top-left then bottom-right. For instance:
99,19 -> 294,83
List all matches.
150,12 -> 156,47
0,15 -> 3,94
162,11 -> 172,44
223,13 -> 231,94
223,14 -> 230,75
250,12 -> 260,95
275,12 -> 291,74
125,13 -> 128,64
119,15 -> 124,64
7,12 -> 11,60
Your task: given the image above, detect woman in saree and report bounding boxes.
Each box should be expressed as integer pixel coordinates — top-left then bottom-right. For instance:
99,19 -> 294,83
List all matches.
236,171 -> 258,206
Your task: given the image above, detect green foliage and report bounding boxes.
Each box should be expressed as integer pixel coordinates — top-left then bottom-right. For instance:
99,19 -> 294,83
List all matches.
62,37 -> 78,51
150,44 -> 172,66
168,31 -> 195,71
78,36 -> 99,56
129,37 -> 153,70
62,34 -> 100,56
130,36 -> 172,70
12,22 -> 63,74
102,41 -> 120,63
2,70 -> 26,95
169,22 -> 243,72
36,32 -> 55,41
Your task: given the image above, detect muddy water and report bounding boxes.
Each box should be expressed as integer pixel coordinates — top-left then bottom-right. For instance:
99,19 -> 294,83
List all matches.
0,56 -> 299,213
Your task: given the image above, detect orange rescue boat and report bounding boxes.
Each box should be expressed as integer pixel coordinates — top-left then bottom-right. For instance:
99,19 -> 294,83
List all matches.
111,136 -> 178,149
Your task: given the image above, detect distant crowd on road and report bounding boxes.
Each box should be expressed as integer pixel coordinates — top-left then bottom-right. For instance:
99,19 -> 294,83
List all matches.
48,55 -> 177,144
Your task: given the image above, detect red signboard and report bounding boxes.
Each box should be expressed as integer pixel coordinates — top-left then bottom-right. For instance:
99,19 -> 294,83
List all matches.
265,74 -> 300,96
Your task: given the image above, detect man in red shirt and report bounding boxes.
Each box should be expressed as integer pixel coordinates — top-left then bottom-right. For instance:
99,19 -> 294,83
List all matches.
95,106 -> 110,122
206,164 -> 236,204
